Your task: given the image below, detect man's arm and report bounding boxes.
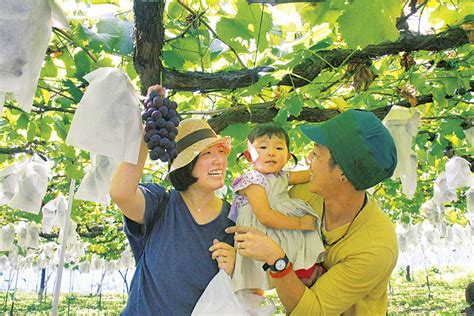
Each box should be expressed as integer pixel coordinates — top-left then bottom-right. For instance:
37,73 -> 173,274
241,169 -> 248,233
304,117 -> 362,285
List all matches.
289,247 -> 396,314
227,226 -> 396,315
225,226 -> 306,311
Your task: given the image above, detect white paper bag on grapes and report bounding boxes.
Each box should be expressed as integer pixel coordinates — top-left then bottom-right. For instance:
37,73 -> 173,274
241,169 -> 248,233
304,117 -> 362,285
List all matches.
0,255 -> 10,271
15,221 -> 40,250
41,194 -> 67,233
7,155 -> 51,214
76,154 -> 119,206
67,242 -> 85,261
26,222 -> 41,249
445,156 -> 473,190
383,106 -> 420,199
79,260 -> 91,274
0,175 -> 18,205
119,247 -> 135,269
432,172 -> 457,204
66,67 -> 142,164
0,157 -> 30,205
0,223 -> 15,251
58,218 -> 80,248
467,187 -> 474,214
0,0 -> 69,115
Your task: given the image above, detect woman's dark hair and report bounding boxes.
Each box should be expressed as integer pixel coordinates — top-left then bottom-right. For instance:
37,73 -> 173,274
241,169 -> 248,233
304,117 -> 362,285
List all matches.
169,155 -> 199,191
247,122 -> 290,150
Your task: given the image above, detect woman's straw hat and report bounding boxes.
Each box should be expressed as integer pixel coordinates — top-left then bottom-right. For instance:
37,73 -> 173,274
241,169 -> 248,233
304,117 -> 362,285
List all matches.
169,118 -> 231,173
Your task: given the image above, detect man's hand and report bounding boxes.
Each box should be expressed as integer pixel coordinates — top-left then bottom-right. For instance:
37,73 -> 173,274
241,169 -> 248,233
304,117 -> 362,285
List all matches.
225,226 -> 285,265
209,239 -> 236,276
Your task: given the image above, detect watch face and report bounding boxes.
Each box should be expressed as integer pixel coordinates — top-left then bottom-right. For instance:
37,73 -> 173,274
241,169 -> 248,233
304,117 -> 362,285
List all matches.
275,259 -> 286,271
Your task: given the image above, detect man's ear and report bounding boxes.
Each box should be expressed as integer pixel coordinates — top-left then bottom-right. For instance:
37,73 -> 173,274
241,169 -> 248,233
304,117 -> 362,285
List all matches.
340,172 -> 347,183
243,150 -> 252,162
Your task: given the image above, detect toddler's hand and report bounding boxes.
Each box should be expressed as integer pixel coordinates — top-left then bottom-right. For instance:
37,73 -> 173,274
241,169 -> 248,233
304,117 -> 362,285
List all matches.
300,215 -> 316,231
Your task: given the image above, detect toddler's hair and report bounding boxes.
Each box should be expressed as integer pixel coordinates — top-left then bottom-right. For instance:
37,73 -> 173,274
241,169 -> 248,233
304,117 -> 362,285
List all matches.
247,122 -> 290,150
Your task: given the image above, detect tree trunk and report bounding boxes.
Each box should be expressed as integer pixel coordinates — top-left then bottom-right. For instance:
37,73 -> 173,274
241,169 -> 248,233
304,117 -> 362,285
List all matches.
133,0 -> 166,95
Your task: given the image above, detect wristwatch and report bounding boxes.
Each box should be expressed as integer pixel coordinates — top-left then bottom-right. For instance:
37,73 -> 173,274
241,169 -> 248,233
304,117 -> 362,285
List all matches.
262,254 -> 289,272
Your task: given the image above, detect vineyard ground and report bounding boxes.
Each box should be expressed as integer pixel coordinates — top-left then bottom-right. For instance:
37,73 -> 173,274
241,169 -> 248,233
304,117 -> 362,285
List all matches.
1,265 -> 472,315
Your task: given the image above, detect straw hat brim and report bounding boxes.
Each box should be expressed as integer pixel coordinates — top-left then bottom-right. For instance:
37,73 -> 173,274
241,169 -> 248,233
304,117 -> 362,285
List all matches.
168,136 -> 231,174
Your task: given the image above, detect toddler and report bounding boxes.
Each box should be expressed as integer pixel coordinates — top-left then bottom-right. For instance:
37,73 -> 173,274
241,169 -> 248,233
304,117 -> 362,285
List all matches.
229,122 -> 325,291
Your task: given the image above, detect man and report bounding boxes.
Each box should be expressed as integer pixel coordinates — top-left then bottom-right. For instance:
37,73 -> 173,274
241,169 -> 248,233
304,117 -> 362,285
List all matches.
227,109 -> 399,315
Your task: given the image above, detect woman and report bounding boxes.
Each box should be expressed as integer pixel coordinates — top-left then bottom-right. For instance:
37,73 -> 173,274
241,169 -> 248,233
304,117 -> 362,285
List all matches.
110,85 -> 236,315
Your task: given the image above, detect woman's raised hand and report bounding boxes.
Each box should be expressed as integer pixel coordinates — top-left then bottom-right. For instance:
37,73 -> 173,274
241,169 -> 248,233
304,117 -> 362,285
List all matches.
147,84 -> 166,97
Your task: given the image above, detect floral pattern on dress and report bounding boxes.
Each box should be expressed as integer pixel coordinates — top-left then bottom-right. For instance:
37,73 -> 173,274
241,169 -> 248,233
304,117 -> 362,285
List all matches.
228,170 -> 283,222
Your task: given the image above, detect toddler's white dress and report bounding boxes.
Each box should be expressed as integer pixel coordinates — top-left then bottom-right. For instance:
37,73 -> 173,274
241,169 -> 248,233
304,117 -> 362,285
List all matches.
229,170 -> 325,291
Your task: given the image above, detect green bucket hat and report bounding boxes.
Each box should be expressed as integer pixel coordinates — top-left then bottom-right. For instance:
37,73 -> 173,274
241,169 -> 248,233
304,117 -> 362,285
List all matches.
300,109 -> 397,190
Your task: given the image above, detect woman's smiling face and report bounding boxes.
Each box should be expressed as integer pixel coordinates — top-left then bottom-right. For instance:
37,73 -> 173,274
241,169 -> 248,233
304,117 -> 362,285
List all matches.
191,143 -> 229,191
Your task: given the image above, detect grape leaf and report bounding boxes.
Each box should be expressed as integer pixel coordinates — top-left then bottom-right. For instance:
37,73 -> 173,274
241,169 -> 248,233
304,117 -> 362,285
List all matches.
338,0 -> 400,49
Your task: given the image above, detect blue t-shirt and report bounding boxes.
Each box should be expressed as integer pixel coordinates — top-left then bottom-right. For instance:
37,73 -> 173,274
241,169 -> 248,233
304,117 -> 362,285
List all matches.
121,183 -> 234,315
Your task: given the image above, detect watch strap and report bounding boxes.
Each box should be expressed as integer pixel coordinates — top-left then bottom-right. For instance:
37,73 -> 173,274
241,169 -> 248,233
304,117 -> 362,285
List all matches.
269,262 -> 293,279
261,254 -> 289,272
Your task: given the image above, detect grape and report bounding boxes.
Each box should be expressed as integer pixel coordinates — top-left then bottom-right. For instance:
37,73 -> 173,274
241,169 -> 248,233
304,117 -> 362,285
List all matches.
147,100 -> 157,109
147,129 -> 159,137
153,96 -> 163,107
163,98 -> 170,108
144,99 -> 152,110
145,121 -> 158,132
165,121 -> 175,132
147,108 -> 155,116
151,134 -> 161,142
167,109 -> 177,119
160,137 -> 170,148
147,141 -> 156,150
158,106 -> 168,117
152,146 -> 164,156
170,117 -> 180,127
169,149 -> 178,160
148,135 -> 161,148
142,90 -> 181,163
156,118 -> 166,128
150,151 -> 158,160
151,110 -> 162,120
158,128 -> 168,137
159,152 -> 170,163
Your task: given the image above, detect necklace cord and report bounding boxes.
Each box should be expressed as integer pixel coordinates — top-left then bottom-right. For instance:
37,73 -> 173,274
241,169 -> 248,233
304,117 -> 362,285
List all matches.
321,194 -> 368,247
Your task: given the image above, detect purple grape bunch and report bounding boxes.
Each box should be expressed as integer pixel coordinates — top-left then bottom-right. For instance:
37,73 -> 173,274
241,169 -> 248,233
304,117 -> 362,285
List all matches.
142,91 -> 180,162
